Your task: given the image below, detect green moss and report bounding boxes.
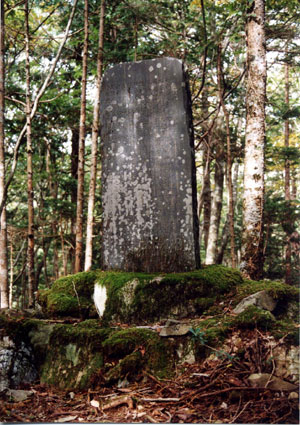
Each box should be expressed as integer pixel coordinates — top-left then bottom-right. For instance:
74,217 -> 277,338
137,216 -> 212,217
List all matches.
106,351 -> 143,382
194,297 -> 216,311
103,328 -> 157,357
37,266 -> 243,322
236,279 -> 299,304
271,319 -> 299,345
103,327 -> 174,379
102,265 -> 243,323
51,271 -> 101,297
50,321 -> 111,348
38,271 -> 102,317
40,321 -> 111,390
233,305 -> 276,330
191,316 -> 233,347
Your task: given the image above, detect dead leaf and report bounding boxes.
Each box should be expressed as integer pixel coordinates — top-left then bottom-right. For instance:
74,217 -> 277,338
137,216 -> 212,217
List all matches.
90,399 -> 100,408
56,415 -> 78,423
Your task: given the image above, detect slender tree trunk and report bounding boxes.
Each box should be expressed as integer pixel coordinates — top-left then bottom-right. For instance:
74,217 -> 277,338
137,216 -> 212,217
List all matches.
9,239 -> 13,308
284,63 -> 290,202
241,0 -> 266,280
60,216 -> 67,276
217,162 -> 239,264
69,127 -> 79,273
200,141 -> 211,252
217,45 -> 236,267
0,0 -> 8,309
41,234 -> 49,287
291,169 -> 297,200
84,0 -> 105,271
284,61 -> 292,284
205,150 -> 225,264
25,0 -> 35,306
74,0 -> 88,273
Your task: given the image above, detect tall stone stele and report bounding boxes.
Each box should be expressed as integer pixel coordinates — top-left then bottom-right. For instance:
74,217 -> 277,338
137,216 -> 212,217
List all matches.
100,57 -> 200,272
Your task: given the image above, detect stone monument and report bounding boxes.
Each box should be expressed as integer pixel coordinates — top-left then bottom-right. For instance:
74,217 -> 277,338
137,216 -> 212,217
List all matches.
100,57 -> 200,272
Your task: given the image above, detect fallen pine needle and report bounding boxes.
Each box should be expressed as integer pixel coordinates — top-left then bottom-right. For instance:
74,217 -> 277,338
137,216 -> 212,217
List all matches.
142,397 -> 180,402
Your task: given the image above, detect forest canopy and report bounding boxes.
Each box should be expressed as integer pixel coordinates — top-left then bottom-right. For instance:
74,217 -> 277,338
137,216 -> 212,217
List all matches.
0,0 -> 299,309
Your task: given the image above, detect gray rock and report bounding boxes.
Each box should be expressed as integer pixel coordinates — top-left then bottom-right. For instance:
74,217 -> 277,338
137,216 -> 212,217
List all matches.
100,57 -> 200,272
6,389 -> 33,402
159,323 -> 190,337
248,373 -> 298,391
233,290 -> 277,314
0,335 -> 38,392
272,345 -> 300,383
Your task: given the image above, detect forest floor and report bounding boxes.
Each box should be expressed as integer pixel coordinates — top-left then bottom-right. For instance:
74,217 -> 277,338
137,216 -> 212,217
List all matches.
1,344 -> 299,424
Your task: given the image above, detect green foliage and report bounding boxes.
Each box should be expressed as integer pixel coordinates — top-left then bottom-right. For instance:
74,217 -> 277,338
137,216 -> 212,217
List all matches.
3,0 -> 300,303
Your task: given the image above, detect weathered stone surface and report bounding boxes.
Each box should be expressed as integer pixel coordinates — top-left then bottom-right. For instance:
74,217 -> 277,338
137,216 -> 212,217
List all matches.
6,389 -> 33,402
248,373 -> 298,391
159,323 -> 190,337
272,345 -> 300,383
233,290 -> 277,314
100,57 -> 200,272
0,335 -> 38,392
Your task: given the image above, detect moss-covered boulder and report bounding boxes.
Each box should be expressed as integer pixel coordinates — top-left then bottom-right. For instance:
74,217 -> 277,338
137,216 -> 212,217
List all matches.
102,265 -> 243,323
37,266 -> 243,323
34,322 -> 176,390
38,271 -> 102,317
39,320 -> 112,389
234,279 -> 299,321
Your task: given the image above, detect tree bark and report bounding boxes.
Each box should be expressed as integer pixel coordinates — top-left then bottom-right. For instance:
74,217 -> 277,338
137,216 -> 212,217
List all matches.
25,0 -> 35,307
217,162 -> 239,265
84,0 -> 105,271
200,144 -> 211,252
74,0 -> 88,273
0,0 -> 8,309
217,45 -> 236,268
205,146 -> 225,265
284,61 -> 292,284
241,0 -> 266,280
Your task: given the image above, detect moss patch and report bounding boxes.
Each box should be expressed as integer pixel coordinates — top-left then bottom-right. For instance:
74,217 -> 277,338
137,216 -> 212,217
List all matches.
233,305 -> 276,331
271,319 -> 299,345
102,265 -> 243,323
103,328 -> 174,381
40,320 -> 111,390
37,266 -> 243,322
235,279 -> 299,304
38,271 -> 103,317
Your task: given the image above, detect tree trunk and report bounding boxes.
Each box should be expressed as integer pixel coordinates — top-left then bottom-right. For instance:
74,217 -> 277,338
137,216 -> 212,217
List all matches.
0,0 -> 8,309
217,162 -> 239,264
9,240 -> 13,308
25,0 -> 35,306
74,0 -> 88,273
84,0 -> 105,271
217,45 -> 236,268
240,0 -> 266,280
0,0 -> 79,221
199,141 -> 211,252
205,149 -> 224,264
284,61 -> 292,284
60,216 -> 68,276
